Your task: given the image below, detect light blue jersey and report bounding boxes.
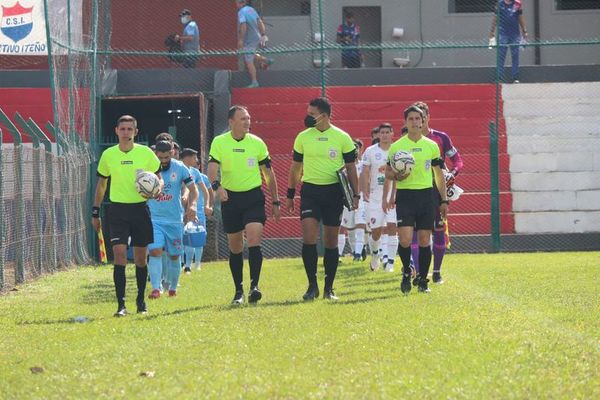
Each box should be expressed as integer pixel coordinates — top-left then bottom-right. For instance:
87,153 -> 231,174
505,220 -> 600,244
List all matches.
182,21 -> 200,52
148,159 -> 193,223
189,167 -> 210,210
238,5 -> 261,46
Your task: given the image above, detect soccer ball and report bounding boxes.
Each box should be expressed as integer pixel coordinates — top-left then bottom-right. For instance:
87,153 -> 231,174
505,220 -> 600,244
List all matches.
135,172 -> 160,198
390,150 -> 415,175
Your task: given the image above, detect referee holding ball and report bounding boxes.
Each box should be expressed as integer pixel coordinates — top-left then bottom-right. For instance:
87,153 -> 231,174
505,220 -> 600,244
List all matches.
383,105 -> 448,294
286,97 -> 359,301
91,115 -> 163,317
207,105 -> 280,305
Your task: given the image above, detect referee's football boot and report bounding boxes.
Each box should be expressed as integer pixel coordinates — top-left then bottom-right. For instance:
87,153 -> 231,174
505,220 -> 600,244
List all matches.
248,287 -> 262,304
352,253 -> 361,263
400,274 -> 412,294
114,306 -> 128,317
432,272 -> 444,284
136,300 -> 148,314
302,284 -> 320,301
231,291 -> 244,306
418,277 -> 431,293
323,288 -> 339,301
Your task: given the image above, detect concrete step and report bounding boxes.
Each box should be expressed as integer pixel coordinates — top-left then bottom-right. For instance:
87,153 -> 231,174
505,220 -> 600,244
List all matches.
503,98 -> 600,118
511,171 -> 600,192
509,151 -> 597,173
507,135 -> 600,154
515,211 -> 600,234
513,190 -> 600,212
505,116 -> 600,136
502,82 -> 600,100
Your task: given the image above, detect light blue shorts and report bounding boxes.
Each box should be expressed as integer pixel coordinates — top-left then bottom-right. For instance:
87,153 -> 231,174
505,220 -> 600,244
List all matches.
148,221 -> 184,256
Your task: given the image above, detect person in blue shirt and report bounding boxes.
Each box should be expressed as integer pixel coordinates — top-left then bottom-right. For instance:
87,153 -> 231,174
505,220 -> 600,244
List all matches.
489,0 -> 528,83
336,11 -> 362,68
236,0 -> 268,88
147,141 -> 198,298
180,148 -> 213,273
176,9 -> 200,68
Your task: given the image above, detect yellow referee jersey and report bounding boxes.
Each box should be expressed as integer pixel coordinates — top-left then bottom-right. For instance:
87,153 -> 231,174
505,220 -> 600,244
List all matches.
208,131 -> 270,192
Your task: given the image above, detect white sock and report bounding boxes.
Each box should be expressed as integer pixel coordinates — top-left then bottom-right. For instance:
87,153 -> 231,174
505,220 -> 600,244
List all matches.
387,234 -> 398,265
380,234 -> 389,260
348,229 -> 356,253
337,234 -> 346,256
354,228 -> 365,255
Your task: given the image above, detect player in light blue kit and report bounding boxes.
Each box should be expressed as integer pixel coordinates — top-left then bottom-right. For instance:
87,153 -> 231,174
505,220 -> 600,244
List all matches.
181,148 -> 213,273
147,141 -> 198,298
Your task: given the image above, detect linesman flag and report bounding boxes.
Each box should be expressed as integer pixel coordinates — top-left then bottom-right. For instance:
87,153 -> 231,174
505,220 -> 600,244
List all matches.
97,228 -> 107,263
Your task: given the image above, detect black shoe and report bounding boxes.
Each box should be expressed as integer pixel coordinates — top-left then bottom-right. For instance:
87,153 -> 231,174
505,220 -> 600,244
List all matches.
136,301 -> 147,314
302,284 -> 320,301
184,267 -> 192,275
248,287 -> 262,304
352,253 -> 361,263
231,291 -> 244,306
114,306 -> 128,317
413,276 -> 420,287
323,288 -> 339,301
361,246 -> 367,261
400,274 -> 412,294
432,272 -> 444,284
418,278 -> 431,293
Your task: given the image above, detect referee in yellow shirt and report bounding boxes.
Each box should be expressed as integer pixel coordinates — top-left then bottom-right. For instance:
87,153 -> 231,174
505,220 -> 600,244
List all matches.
383,105 -> 448,294
91,115 -> 163,317
207,105 -> 280,305
286,97 -> 359,301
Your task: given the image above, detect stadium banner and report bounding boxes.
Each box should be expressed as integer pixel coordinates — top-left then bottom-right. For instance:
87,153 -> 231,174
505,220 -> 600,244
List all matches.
0,0 -> 46,55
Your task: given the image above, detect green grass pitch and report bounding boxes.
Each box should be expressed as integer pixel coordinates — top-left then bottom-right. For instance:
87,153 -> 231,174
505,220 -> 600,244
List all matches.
1,252 -> 599,399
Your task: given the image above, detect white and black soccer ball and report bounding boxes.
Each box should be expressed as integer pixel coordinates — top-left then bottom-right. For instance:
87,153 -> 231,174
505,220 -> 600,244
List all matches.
390,150 -> 415,175
135,172 -> 160,198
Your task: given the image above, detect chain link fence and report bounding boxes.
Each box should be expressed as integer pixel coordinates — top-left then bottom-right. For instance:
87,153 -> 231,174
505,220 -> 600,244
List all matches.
0,108 -> 91,292
2,0 -> 598,279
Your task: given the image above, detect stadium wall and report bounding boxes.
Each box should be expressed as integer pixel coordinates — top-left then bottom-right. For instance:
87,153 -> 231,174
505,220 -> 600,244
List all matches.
504,81 -> 600,234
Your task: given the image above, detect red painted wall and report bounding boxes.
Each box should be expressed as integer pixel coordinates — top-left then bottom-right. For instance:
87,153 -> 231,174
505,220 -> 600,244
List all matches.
0,88 -> 54,143
109,0 -> 238,70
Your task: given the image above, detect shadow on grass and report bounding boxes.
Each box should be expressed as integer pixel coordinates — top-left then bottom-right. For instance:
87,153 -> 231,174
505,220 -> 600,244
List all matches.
139,304 -> 216,321
328,293 -> 398,305
341,285 -> 399,297
336,265 -> 370,279
80,277 -> 138,305
339,276 -> 398,286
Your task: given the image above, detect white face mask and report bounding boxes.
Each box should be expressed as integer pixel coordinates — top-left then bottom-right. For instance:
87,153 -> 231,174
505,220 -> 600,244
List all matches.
181,16 -> 189,24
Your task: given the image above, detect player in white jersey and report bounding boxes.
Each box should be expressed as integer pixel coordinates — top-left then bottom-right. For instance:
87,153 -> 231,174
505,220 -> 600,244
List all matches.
360,123 -> 398,272
339,139 -> 368,262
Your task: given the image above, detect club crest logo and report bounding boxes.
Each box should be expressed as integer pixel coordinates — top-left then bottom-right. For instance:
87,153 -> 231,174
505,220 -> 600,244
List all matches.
328,148 -> 337,159
170,172 -> 177,182
1,2 -> 34,43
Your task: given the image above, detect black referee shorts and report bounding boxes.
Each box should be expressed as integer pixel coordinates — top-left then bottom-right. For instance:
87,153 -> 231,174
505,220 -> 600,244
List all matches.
108,202 -> 153,247
300,182 -> 344,227
221,186 -> 266,234
395,188 -> 435,231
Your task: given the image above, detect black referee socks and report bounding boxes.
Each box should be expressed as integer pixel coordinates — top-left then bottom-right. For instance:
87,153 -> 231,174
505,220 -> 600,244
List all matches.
113,265 -> 126,308
323,247 -> 339,291
229,252 -> 244,293
418,246 -> 432,280
248,246 -> 263,288
135,265 -> 148,303
398,244 -> 412,276
302,244 -> 318,286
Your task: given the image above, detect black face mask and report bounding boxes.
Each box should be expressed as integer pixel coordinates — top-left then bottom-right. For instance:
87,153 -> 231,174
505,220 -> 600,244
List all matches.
304,115 -> 317,128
